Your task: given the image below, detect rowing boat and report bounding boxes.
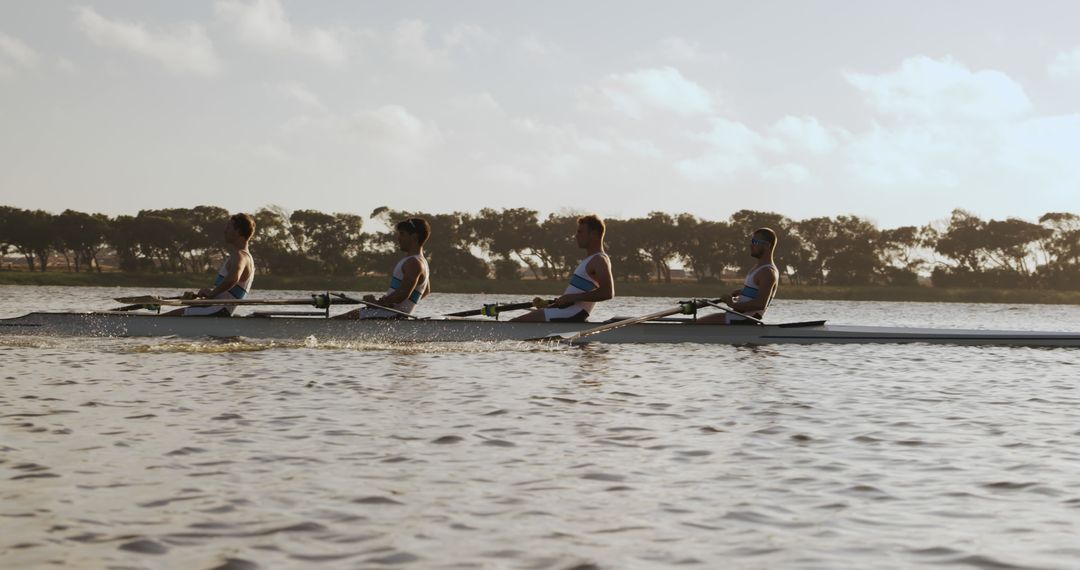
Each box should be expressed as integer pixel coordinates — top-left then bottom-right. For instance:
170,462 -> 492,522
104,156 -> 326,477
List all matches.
3,312 -> 1080,347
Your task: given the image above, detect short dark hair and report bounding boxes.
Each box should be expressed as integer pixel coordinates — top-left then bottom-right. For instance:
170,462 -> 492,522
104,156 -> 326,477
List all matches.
753,227 -> 777,249
396,217 -> 431,246
577,214 -> 605,238
231,213 -> 256,239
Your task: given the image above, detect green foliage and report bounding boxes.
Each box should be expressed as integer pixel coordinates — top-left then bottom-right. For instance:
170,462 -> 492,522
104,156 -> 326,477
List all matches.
2,203 -> 1079,293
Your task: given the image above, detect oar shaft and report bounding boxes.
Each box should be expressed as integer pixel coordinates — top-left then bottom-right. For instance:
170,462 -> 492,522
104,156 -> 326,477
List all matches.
113,294 -> 337,307
548,302 -> 697,343
699,299 -> 765,325
332,293 -> 420,320
444,301 -> 544,318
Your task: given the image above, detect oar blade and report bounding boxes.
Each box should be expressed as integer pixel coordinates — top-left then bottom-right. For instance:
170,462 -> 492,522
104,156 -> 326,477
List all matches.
114,295 -> 164,304
522,332 -> 576,343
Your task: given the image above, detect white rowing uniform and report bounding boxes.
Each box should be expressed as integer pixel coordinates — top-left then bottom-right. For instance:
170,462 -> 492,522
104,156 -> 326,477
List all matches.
183,253 -> 255,316
357,254 -> 429,319
726,263 -> 778,324
544,252 -> 608,322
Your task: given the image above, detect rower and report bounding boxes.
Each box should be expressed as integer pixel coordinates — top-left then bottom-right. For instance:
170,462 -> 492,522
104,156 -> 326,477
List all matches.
336,218 -> 431,320
697,227 -> 779,324
167,213 -> 257,317
512,214 -> 614,322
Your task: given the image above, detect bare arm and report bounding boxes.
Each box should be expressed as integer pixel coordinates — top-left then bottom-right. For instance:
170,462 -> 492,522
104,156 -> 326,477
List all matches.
551,255 -> 614,307
379,258 -> 423,305
729,268 -> 775,313
198,253 -> 244,298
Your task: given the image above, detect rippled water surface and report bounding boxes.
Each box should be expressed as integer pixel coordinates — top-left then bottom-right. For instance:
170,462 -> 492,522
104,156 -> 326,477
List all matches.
3,285 -> 1080,569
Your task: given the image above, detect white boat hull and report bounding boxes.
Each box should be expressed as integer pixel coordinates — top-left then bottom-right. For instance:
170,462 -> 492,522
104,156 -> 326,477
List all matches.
3,312 -> 1080,347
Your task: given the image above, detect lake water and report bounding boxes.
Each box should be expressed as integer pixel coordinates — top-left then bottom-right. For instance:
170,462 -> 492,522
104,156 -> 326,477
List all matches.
2,285 -> 1080,569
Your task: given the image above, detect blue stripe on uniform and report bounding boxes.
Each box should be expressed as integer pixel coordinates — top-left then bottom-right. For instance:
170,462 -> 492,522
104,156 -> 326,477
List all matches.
213,274 -> 247,298
740,286 -> 759,299
569,273 -> 597,292
390,276 -> 402,289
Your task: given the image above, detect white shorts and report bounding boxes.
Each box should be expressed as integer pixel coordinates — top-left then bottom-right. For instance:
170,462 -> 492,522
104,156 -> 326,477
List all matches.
542,306 -> 589,322
182,305 -> 233,317
725,312 -> 760,325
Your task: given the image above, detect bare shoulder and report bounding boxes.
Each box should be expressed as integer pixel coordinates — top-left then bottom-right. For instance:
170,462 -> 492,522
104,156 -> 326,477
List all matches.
590,252 -> 612,270
403,256 -> 424,272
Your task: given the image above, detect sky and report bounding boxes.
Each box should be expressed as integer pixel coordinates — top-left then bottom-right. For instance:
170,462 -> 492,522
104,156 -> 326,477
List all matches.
2,0 -> 1080,228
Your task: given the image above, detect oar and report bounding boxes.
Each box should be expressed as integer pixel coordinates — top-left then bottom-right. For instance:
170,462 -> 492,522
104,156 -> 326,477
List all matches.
444,299 -> 554,318
110,296 -> 184,311
330,292 -> 421,320
697,299 -> 827,328
529,301 -> 699,343
697,299 -> 766,325
113,294 -> 337,307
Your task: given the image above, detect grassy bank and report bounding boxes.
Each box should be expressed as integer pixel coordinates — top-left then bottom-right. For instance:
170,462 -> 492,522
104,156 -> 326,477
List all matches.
2,270 -> 1079,305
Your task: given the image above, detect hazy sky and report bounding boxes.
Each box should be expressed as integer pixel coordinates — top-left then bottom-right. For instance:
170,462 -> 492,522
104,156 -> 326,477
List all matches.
2,1 -> 1079,227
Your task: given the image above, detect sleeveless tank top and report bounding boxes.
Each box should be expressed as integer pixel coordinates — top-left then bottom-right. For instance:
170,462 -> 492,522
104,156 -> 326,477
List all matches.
207,252 -> 254,316
730,263 -> 777,320
562,252 -> 607,315
385,254 -> 429,314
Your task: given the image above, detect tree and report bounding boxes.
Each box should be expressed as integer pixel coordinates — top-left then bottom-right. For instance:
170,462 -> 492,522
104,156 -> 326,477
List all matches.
290,210 -> 366,276
373,209 -> 489,279
604,218 -> 653,282
729,210 -> 802,283
932,209 -> 986,274
634,212 -> 680,283
793,217 -> 833,285
55,210 -> 110,272
253,206 -> 318,275
878,226 -> 923,285
472,208 -> 545,278
4,208 -> 56,271
1037,212 -> 1080,289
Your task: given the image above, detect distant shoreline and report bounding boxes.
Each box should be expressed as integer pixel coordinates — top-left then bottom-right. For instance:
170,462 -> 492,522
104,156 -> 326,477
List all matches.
1,271 -> 1078,305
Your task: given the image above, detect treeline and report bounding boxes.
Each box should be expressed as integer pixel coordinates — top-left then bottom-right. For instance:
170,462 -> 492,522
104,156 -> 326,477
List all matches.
1,205 -> 1079,290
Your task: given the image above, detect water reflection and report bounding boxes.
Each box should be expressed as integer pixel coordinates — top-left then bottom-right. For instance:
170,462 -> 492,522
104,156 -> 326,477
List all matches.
3,287 -> 1080,569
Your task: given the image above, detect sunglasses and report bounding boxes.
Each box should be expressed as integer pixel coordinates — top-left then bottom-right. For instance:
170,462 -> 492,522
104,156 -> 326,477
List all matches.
751,238 -> 772,246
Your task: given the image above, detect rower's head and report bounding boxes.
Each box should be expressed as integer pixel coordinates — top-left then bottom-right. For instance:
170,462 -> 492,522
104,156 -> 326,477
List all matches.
225,213 -> 256,245
575,214 -> 605,249
396,217 -> 431,251
750,227 -> 777,259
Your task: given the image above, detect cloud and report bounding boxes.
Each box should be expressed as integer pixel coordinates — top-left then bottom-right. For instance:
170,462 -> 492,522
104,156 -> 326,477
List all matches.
443,24 -> 497,52
998,114 -> 1080,189
277,81 -> 325,111
56,57 -> 78,74
391,20 -> 450,68
657,37 -> 701,62
619,139 -> 664,158
591,66 -> 715,119
763,163 -> 812,184
215,0 -> 346,65
349,105 -> 442,160
840,57 -> 1080,196
771,116 -> 840,154
845,122 -> 981,188
846,56 -> 1030,122
519,35 -> 561,58
677,118 -> 768,181
0,32 -> 40,77
1049,47 -> 1080,79
74,6 -> 221,76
